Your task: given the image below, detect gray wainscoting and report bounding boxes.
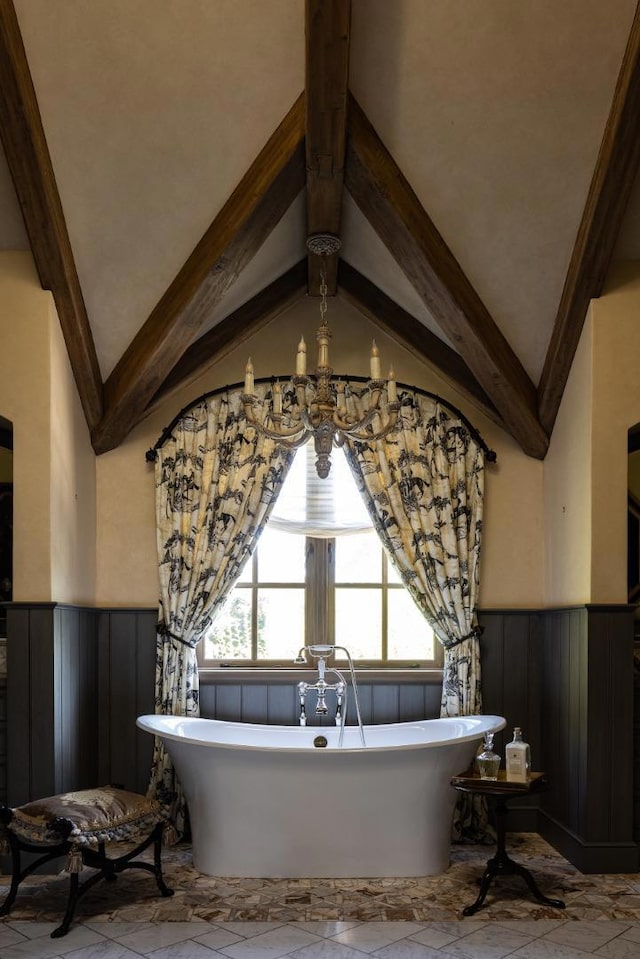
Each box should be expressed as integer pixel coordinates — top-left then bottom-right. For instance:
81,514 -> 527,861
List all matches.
479,611 -> 543,832
6,604 -> 98,807
199,678 -> 443,727
4,604 -> 638,873
538,605 -> 637,873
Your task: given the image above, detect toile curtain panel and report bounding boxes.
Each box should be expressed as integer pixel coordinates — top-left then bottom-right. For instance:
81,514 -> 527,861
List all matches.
344,388 -> 487,839
149,387 -> 293,826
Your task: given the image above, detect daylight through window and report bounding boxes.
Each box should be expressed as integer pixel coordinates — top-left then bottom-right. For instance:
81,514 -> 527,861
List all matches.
200,442 -> 440,667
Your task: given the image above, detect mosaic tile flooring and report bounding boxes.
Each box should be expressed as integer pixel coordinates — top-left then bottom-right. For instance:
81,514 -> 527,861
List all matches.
1,836 -> 639,957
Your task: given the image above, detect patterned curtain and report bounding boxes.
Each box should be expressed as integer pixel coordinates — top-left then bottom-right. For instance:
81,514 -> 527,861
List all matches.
343,387 -> 488,839
149,387 -> 293,825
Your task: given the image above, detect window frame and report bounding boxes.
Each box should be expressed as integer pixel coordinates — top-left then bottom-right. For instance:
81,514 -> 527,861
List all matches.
197,529 -> 443,670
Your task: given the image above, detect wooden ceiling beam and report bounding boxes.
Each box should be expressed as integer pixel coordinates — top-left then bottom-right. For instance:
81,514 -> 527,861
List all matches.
345,94 -> 549,460
91,95 -> 306,455
148,260 -> 308,413
305,0 -> 351,295
338,261 -> 501,427
0,0 -> 103,429
538,5 -> 640,436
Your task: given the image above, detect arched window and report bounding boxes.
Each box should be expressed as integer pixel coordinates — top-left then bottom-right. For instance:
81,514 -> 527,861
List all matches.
199,440 -> 440,667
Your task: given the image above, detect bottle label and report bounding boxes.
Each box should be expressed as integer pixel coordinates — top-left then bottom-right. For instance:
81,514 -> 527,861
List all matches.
506,746 -> 528,782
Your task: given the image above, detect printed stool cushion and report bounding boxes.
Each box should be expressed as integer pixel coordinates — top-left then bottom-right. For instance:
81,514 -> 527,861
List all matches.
5,786 -> 169,856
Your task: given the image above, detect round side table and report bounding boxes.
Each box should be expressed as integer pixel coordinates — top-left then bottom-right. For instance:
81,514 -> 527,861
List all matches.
450,770 -> 566,916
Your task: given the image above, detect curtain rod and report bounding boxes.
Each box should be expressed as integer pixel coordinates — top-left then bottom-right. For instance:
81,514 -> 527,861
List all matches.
146,376 -> 497,463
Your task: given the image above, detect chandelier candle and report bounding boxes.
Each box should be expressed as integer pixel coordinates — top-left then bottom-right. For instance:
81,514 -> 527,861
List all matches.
241,237 -> 401,479
244,358 -> 254,395
370,341 -> 381,379
296,337 -> 306,375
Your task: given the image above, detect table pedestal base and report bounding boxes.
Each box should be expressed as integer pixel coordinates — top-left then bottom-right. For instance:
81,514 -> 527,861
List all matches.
462,797 -> 566,917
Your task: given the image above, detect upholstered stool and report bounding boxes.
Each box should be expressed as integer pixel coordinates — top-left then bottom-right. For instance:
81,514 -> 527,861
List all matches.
0,785 -> 174,937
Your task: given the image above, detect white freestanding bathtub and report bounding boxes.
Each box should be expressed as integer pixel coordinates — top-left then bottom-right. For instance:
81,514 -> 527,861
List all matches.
137,713 -> 506,878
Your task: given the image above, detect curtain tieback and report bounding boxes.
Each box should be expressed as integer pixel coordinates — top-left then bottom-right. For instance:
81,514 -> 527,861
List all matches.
442,625 -> 484,650
156,622 -> 194,649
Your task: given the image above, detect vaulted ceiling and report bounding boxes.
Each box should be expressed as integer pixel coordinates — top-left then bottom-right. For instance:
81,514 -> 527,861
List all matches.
1,0 -> 639,459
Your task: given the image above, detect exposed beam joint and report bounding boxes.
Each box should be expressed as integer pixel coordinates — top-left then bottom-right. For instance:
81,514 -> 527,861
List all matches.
338,261 -> 501,427
305,0 -> 351,295
148,260 -> 308,413
345,94 -> 548,460
92,95 -> 306,454
538,3 -> 640,435
0,0 -> 103,428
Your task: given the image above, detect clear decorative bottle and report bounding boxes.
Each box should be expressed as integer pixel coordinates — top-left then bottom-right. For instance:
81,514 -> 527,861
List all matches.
477,732 -> 501,780
505,727 -> 531,783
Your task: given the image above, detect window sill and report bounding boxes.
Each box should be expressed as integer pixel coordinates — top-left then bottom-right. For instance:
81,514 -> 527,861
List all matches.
198,667 -> 443,685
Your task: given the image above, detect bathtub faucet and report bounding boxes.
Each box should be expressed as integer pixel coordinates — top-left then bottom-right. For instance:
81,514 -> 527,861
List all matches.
296,657 -> 345,724
294,645 -> 365,746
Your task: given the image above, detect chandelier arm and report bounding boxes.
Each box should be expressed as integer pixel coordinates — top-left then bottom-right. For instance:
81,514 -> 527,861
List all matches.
300,407 -> 314,432
243,402 -> 308,441
332,407 -> 378,432
247,421 -> 310,448
339,407 -> 400,443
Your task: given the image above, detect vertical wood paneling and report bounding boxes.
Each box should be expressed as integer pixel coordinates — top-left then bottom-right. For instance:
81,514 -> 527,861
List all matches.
29,608 -> 55,800
609,610 -> 635,841
350,683 -> 372,724
398,684 -> 425,721
199,684 -> 216,717
425,683 -> 442,718
479,611 -> 541,764
267,684 -> 297,724
241,684 -> 268,723
7,607 -> 31,805
108,612 -> 137,790
79,608 -> 99,789
539,605 -> 636,870
134,611 -> 157,795
372,684 -> 399,724
478,612 -> 505,754
99,610 -> 156,793
586,607 -> 634,842
0,677 -> 7,804
216,684 -> 242,721
567,610 -> 583,835
97,612 -> 112,786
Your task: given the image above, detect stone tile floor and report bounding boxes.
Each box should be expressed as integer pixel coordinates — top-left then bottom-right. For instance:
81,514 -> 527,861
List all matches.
0,835 -> 639,957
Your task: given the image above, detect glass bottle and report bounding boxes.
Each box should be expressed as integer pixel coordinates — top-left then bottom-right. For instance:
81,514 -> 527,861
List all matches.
505,727 -> 531,783
477,732 -> 501,780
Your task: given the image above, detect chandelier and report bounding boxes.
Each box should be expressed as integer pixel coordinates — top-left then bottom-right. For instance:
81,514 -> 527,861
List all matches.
241,235 -> 400,478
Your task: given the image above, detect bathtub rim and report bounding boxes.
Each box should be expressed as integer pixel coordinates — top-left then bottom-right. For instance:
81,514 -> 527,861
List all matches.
136,713 -> 506,754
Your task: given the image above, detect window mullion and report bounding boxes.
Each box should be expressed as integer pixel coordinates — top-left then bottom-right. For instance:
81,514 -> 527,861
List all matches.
306,538 -> 334,645
251,548 -> 258,660
381,547 -> 388,662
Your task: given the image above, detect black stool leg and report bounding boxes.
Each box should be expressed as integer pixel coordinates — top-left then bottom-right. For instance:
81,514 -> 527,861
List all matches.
99,842 -> 117,882
51,871 -> 80,939
0,832 -> 22,917
153,822 -> 174,898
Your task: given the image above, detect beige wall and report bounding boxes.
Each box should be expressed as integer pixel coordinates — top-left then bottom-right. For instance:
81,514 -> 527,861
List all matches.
543,309 -> 593,606
542,260 -> 640,606
49,295 -> 96,604
0,251 -> 96,603
590,262 -> 640,602
96,294 -> 545,608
